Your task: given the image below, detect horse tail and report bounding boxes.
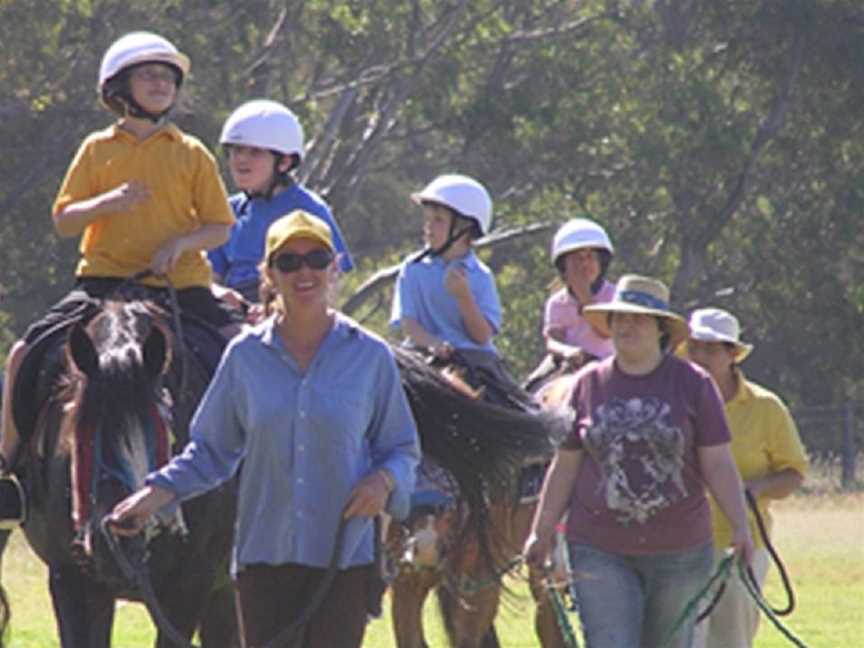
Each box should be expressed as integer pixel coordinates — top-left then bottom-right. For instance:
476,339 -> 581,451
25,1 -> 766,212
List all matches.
394,347 -> 567,575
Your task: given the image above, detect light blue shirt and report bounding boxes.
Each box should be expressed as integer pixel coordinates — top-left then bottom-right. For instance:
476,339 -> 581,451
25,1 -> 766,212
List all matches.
208,184 -> 354,289
390,251 -> 501,353
147,313 -> 420,573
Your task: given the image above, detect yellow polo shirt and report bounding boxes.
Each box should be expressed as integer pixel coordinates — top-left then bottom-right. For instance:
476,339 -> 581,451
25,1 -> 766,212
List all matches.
710,369 -> 808,549
53,123 -> 234,289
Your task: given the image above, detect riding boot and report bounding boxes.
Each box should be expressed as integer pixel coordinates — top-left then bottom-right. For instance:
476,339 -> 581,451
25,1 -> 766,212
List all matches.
0,473 -> 26,529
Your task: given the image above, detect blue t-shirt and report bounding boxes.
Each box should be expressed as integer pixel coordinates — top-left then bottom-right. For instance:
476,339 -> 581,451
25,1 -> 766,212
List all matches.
390,250 -> 501,353
208,184 -> 354,289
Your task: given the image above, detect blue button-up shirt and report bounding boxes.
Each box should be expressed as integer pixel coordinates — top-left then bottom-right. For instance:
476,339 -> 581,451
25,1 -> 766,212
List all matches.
208,184 -> 354,289
147,313 -> 420,573
390,250 -> 502,353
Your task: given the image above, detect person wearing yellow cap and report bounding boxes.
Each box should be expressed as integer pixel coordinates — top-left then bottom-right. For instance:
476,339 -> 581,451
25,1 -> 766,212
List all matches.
524,275 -> 754,648
0,31 -> 237,524
108,210 -> 420,648
683,307 -> 808,648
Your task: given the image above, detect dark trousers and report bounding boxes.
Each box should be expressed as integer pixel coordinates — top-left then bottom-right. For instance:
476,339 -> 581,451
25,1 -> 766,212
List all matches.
235,562 -> 373,648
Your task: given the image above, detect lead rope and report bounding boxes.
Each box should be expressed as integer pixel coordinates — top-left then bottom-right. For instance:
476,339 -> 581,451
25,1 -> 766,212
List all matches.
101,515 -> 351,648
658,489 -> 804,648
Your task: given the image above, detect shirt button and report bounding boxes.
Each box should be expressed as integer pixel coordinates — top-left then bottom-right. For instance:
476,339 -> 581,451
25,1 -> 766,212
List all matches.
300,411 -> 306,418
298,445 -> 305,452
298,477 -> 304,484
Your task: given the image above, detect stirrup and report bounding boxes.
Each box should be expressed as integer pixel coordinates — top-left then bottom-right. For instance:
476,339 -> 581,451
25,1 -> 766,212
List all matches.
0,473 -> 27,529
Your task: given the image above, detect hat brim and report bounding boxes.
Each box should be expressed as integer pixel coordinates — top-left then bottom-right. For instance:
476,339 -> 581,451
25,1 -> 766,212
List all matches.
267,232 -> 335,264
685,328 -> 754,362
583,303 -> 690,351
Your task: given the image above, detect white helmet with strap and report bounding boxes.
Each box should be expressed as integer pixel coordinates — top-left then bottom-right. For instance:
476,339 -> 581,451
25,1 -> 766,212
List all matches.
220,100 -> 305,159
412,174 -> 493,235
551,218 -> 614,266
99,32 -> 190,89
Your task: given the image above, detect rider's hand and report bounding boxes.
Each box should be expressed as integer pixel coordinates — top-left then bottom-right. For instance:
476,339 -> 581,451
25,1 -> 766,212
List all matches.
100,181 -> 151,213
108,485 -> 175,536
343,470 -> 394,519
523,530 -> 556,570
431,340 -> 454,360
150,236 -> 190,276
212,284 -> 247,312
444,267 -> 471,300
562,346 -> 585,367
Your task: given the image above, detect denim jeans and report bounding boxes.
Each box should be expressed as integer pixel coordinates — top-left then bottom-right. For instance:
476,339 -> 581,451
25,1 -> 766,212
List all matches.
569,541 -> 714,648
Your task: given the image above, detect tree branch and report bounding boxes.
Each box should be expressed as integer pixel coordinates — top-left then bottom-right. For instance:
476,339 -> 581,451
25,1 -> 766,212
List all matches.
341,221 -> 555,316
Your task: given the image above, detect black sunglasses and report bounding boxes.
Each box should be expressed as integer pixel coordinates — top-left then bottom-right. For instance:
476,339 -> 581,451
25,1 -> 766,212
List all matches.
271,249 -> 334,273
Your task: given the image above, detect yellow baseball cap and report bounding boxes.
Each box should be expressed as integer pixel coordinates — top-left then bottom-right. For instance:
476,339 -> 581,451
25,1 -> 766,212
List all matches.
265,210 -> 335,264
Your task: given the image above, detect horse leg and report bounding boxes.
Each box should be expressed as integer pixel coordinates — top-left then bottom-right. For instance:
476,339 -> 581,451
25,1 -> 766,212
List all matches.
151,574 -> 211,648
48,565 -> 115,648
198,579 -> 241,648
391,569 -> 437,648
436,583 -> 502,648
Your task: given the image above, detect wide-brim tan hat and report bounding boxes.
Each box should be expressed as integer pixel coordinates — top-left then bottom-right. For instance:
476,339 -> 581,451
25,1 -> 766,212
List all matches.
265,210 -> 335,264
685,307 -> 753,362
583,274 -> 690,350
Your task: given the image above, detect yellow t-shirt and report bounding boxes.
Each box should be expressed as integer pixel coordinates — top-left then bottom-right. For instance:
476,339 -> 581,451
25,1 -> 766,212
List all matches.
53,123 -> 234,289
710,369 -> 809,549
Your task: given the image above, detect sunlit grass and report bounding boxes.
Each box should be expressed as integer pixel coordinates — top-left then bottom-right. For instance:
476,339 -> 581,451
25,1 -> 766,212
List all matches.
2,492 -> 862,646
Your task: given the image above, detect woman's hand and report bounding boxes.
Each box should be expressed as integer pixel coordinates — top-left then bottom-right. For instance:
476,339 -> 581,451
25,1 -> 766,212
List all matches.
729,524 -> 755,566
523,530 -> 556,570
343,470 -> 394,519
107,485 -> 175,536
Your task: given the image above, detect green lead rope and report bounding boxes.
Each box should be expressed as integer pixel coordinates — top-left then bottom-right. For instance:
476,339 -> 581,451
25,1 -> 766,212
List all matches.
658,554 -> 736,648
546,577 -> 580,648
658,554 -> 808,648
738,560 -> 808,648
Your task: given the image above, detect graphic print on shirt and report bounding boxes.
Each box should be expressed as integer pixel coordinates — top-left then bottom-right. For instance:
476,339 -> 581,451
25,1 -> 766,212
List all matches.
584,397 -> 687,525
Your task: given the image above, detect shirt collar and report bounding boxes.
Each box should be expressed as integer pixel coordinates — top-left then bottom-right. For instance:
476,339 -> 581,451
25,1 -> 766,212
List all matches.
728,367 -> 752,405
256,311 -> 360,350
422,249 -> 479,270
109,122 -> 182,143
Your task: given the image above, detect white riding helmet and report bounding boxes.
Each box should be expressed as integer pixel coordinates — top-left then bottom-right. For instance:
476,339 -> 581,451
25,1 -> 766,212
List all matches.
412,174 -> 493,235
220,100 -> 305,158
98,32 -> 190,89
551,218 -> 614,266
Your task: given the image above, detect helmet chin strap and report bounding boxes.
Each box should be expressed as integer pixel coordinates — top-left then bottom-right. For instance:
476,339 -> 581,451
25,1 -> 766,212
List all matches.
121,94 -> 171,124
243,156 -> 294,201
411,224 -> 474,264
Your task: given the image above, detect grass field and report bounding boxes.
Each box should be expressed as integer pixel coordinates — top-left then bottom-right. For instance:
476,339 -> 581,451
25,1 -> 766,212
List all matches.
2,492 -> 862,647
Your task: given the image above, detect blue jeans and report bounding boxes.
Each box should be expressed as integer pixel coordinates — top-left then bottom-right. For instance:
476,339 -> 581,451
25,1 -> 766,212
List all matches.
568,541 -> 713,648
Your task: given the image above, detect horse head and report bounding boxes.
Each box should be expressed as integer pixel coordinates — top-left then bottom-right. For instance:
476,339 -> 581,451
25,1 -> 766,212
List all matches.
62,301 -> 179,579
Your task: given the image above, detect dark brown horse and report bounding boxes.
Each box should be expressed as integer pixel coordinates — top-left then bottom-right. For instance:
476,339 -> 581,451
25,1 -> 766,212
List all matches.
14,299 -> 237,647
386,349 -> 570,648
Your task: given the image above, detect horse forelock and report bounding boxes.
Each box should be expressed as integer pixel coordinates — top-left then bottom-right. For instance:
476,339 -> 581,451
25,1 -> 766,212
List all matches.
61,302 -> 172,492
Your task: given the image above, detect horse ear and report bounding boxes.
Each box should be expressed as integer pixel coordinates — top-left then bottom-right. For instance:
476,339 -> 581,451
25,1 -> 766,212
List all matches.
67,323 -> 99,377
142,324 -> 171,377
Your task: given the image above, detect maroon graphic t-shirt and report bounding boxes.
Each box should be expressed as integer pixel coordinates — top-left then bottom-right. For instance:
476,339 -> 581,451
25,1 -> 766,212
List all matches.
564,354 -> 730,555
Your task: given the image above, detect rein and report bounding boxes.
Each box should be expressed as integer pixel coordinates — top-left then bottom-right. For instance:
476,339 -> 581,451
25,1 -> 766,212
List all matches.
101,515 -> 351,648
